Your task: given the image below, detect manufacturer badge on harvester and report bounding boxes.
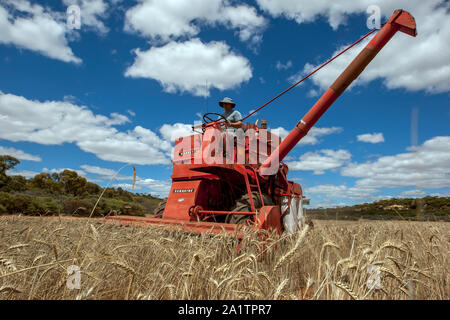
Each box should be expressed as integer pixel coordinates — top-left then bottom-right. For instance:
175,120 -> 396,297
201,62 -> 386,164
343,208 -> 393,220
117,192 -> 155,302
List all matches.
178,149 -> 199,156
173,188 -> 194,193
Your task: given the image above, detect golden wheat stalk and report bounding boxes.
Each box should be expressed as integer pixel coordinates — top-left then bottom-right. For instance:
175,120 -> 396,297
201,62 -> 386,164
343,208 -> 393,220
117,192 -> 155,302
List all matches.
0,285 -> 22,294
334,281 -> 359,300
274,278 -> 288,299
274,225 -> 309,271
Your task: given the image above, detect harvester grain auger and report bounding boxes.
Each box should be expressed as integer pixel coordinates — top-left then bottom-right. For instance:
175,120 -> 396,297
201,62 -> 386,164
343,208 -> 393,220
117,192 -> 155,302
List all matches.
106,10 -> 417,237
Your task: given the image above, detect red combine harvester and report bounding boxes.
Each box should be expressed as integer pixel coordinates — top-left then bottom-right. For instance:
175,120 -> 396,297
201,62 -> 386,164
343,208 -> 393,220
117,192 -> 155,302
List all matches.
106,10 -> 417,237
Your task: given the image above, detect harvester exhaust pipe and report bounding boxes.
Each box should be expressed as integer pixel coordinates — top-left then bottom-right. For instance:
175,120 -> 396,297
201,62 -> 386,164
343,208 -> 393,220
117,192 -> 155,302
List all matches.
260,10 -> 416,175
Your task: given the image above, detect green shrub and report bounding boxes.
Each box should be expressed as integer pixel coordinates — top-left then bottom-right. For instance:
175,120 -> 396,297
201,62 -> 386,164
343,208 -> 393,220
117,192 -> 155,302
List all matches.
0,192 -> 61,215
2,192 -> 30,213
61,197 -> 100,216
122,202 -> 146,217
29,196 -> 62,215
0,175 -> 28,192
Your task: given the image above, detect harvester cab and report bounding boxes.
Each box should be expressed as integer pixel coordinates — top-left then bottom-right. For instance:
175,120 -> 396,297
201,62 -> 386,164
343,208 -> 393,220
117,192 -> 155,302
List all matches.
106,10 -> 417,238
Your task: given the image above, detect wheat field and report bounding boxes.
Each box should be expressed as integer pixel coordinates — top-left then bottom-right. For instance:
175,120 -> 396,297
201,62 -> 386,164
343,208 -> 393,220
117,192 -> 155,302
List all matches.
0,215 -> 448,300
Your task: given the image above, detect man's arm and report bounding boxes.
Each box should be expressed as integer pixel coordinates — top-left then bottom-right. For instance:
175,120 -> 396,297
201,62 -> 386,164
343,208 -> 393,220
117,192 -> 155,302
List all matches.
229,120 -> 242,128
229,111 -> 243,129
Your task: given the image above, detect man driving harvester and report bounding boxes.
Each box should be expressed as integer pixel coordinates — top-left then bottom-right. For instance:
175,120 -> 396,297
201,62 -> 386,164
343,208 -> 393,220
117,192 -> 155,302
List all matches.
218,97 -> 243,130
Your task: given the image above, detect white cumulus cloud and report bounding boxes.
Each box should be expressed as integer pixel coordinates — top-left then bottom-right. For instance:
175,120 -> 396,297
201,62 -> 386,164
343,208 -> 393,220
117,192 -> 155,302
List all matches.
0,146 -> 41,162
0,91 -> 175,165
341,136 -> 450,189
124,0 -> 266,45
286,149 -> 351,174
0,0 -> 110,63
357,133 -> 385,144
301,136 -> 450,204
115,178 -> 172,197
399,189 -> 426,198
80,164 -> 136,181
159,123 -> 194,142
80,164 -> 117,177
275,60 -> 292,71
6,169 -> 40,178
271,126 -> 342,145
305,184 -> 382,202
0,0 -> 80,63
42,167 -> 86,177
125,38 -> 252,96
260,0 -> 450,94
63,0 -> 109,34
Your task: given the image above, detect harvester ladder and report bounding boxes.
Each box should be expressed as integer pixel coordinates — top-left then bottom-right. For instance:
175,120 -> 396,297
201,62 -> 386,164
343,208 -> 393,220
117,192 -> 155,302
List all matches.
245,166 -> 265,212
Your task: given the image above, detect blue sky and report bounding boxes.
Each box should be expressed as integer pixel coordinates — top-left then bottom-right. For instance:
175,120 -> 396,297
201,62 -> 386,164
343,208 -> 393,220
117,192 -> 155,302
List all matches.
0,0 -> 449,208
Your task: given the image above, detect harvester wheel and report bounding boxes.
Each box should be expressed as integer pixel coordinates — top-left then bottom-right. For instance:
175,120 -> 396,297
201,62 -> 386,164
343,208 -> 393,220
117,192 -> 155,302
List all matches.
227,192 -> 273,225
153,199 -> 167,217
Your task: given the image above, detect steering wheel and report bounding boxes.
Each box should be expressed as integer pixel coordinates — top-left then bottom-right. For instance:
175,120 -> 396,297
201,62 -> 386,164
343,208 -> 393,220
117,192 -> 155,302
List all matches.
202,112 -> 228,124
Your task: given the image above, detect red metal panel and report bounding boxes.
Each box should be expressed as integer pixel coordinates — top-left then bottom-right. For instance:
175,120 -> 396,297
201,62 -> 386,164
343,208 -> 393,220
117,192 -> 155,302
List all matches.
388,9 -> 417,37
171,163 -> 217,180
255,206 -> 282,235
163,180 -> 202,220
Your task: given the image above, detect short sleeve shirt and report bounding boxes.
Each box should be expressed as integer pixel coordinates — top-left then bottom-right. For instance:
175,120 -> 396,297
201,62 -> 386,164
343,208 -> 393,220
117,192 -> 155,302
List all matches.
219,110 -> 242,123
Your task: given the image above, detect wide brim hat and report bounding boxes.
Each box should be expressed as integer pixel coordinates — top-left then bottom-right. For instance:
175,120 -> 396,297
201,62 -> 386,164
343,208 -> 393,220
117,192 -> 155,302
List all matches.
219,97 -> 236,108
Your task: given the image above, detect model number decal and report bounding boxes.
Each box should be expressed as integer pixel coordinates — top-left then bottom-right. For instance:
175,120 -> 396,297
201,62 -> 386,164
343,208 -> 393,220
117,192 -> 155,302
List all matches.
178,149 -> 199,156
173,188 -> 194,193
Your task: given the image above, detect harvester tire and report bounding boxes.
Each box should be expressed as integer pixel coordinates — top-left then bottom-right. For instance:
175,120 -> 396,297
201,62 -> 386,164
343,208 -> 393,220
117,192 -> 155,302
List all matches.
227,192 -> 273,225
153,199 -> 167,217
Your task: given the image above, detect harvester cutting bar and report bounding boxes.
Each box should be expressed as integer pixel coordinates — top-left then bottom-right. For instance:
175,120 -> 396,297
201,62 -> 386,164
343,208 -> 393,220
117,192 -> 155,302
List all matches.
104,215 -> 249,238
198,210 -> 255,215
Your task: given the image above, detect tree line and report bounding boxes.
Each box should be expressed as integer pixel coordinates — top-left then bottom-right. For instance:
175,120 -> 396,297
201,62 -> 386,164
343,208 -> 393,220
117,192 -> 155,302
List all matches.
307,196 -> 450,221
0,155 -> 161,216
